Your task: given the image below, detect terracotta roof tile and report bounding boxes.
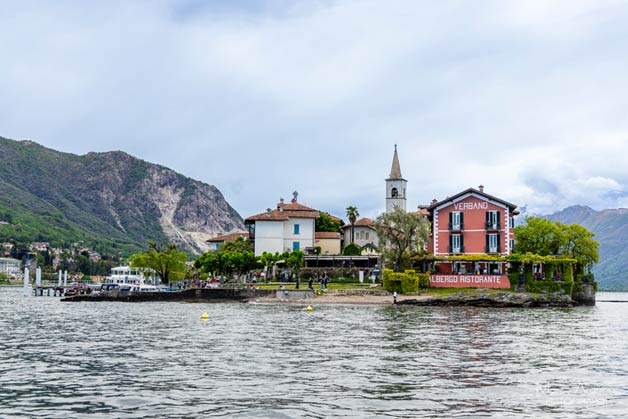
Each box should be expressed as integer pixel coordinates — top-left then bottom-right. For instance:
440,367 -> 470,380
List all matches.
341,217 -> 376,230
207,231 -> 249,243
245,207 -> 319,222
411,209 -> 430,216
281,202 -> 317,212
315,232 -> 340,239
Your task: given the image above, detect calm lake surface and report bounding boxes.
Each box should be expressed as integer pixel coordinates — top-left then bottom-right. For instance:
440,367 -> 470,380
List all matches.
1,288 -> 627,419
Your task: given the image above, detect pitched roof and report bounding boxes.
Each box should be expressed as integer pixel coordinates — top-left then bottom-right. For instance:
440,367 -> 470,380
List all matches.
387,145 -> 404,180
428,188 -> 518,211
206,231 -> 249,243
315,232 -> 340,239
341,217 -> 376,230
411,208 -> 430,216
281,202 -> 317,212
245,208 -> 319,222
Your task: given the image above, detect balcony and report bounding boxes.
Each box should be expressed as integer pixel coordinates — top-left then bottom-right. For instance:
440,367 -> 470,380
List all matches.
485,245 -> 500,254
448,246 -> 464,254
485,221 -> 501,230
448,222 -> 464,231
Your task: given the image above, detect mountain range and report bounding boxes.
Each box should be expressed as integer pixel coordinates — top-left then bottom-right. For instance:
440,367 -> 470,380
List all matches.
546,205 -> 628,291
0,136 -> 244,255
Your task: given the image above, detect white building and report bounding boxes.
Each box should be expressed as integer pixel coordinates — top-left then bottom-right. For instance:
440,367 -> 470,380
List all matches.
245,192 -> 319,256
0,257 -> 21,278
341,217 -> 380,254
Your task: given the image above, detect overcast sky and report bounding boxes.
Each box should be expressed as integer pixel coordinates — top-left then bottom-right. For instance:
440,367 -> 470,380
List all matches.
1,0 -> 627,221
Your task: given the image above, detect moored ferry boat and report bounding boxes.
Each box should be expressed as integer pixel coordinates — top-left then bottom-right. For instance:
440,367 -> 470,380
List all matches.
106,266 -> 158,285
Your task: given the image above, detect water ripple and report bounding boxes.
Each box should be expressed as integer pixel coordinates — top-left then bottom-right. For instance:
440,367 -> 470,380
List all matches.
0,289 -> 626,418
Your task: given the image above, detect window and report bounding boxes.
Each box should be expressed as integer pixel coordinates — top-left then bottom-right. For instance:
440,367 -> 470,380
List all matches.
485,211 -> 501,229
391,187 -> 398,198
293,241 -> 300,251
365,232 -> 370,240
486,234 -> 500,253
293,224 -> 300,235
449,234 -> 463,253
509,239 -> 515,252
449,211 -> 464,230
509,217 -> 515,228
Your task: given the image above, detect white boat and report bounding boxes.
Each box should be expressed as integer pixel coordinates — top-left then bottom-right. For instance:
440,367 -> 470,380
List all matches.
106,266 -> 158,285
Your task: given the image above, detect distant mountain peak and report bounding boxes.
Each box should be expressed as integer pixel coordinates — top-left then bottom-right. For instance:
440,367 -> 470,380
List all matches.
546,204 -> 628,291
0,135 -> 243,255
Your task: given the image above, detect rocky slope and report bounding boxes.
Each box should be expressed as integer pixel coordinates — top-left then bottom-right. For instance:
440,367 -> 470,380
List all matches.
0,136 -> 243,254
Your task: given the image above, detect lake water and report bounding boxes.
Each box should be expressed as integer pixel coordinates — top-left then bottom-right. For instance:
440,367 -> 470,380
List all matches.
0,287 -> 627,418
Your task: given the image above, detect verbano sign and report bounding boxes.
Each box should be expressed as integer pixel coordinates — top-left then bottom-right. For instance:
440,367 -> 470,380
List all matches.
430,275 -> 511,289
453,201 -> 489,210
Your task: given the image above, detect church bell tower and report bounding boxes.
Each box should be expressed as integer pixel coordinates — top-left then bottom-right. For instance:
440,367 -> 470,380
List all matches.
386,145 -> 407,213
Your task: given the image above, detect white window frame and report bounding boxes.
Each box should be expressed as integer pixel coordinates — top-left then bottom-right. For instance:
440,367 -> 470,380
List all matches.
451,234 -> 461,253
488,233 -> 498,253
451,211 -> 462,230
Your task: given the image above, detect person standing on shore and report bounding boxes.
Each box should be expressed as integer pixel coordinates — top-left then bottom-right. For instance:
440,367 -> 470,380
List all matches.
393,291 -> 398,305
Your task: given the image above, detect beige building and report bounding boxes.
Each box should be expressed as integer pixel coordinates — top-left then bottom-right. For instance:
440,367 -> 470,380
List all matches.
315,232 -> 342,255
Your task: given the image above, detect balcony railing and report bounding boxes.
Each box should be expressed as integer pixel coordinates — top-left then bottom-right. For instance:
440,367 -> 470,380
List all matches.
485,245 -> 500,254
448,246 -> 464,254
485,221 -> 501,230
448,222 -> 464,231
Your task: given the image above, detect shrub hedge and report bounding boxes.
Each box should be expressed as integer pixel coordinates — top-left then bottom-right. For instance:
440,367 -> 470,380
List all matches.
382,269 -> 429,294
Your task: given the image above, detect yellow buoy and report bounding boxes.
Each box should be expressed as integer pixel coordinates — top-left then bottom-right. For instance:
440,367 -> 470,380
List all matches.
201,312 -> 209,319
306,306 -> 313,311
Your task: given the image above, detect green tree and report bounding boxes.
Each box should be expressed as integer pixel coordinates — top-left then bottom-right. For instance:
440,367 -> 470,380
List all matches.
514,217 -> 564,255
346,206 -> 360,244
514,216 -> 599,274
259,251 -> 282,281
375,207 -> 430,272
343,243 -> 362,256
221,236 -> 253,253
129,241 -> 187,286
315,212 -> 341,232
561,223 -> 599,271
195,252 -> 222,276
195,238 -> 256,280
286,250 -> 304,289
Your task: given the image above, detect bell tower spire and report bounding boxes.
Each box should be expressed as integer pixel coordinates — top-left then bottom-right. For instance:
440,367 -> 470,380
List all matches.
389,144 -> 402,179
386,145 -> 407,213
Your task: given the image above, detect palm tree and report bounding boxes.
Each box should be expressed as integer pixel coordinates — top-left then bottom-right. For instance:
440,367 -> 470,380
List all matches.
346,206 -> 360,245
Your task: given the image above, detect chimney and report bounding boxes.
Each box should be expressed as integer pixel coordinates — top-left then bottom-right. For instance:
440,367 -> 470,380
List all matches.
431,199 -> 438,205
266,208 -> 272,218
478,185 -> 484,193
278,198 -> 284,212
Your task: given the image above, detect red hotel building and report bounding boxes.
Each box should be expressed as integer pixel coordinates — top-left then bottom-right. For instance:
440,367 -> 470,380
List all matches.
423,186 -> 519,276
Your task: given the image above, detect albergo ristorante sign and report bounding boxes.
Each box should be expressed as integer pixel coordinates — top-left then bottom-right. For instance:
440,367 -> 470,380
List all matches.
430,274 -> 511,289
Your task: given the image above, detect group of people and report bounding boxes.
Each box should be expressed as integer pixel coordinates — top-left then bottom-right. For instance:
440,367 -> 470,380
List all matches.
307,272 -> 330,290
